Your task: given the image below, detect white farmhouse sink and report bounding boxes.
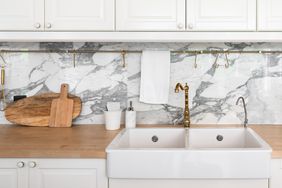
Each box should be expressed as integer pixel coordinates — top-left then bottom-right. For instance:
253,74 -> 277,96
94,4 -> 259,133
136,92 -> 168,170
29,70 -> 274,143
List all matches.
106,128 -> 271,179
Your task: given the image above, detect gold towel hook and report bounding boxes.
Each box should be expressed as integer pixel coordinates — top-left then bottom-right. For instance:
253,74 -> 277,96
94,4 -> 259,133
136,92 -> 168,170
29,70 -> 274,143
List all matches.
0,53 -> 6,87
0,53 -> 6,111
0,65 -> 5,111
73,51 -> 76,68
0,53 -> 6,66
1,65 -> 5,90
224,52 -> 230,69
121,50 -> 126,68
213,53 -> 220,69
194,52 -> 198,69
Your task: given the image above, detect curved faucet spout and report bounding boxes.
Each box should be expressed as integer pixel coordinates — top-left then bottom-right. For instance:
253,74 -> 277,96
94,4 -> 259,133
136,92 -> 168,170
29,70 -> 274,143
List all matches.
236,97 -> 248,128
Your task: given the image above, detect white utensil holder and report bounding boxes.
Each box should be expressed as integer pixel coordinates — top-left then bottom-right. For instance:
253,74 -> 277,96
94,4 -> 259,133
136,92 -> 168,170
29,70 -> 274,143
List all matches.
104,110 -> 122,130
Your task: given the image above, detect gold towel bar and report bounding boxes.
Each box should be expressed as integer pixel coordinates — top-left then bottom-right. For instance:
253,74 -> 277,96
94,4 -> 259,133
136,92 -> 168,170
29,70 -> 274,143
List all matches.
0,49 -> 281,54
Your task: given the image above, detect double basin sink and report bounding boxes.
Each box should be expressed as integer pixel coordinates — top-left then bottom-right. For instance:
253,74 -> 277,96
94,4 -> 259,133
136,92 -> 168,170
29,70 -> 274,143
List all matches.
106,128 -> 271,179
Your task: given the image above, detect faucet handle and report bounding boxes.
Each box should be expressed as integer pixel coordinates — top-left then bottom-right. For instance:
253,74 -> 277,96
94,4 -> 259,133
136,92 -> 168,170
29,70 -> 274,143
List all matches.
175,83 -> 184,93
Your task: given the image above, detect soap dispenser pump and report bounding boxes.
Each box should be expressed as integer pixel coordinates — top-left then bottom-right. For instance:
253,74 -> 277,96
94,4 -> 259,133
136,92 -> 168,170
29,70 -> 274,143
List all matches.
125,101 -> 136,129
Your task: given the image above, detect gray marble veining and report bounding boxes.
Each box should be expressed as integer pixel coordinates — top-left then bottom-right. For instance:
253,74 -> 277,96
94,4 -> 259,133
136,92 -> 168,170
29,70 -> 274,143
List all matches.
0,42 -> 282,125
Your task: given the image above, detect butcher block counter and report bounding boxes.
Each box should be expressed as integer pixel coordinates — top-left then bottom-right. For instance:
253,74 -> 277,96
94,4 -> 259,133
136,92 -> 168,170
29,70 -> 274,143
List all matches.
0,124 -> 281,158
0,124 -> 120,158
250,125 -> 282,159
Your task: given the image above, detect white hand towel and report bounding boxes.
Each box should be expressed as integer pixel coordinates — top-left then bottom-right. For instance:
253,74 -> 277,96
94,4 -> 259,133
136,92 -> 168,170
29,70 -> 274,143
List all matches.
139,51 -> 171,104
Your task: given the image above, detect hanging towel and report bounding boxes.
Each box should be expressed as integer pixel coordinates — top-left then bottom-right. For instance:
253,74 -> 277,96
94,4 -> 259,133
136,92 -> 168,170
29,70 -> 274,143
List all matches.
140,51 -> 171,104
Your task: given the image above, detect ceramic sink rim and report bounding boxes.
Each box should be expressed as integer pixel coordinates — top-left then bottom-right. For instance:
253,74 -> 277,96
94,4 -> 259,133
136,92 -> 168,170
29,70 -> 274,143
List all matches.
106,127 -> 272,151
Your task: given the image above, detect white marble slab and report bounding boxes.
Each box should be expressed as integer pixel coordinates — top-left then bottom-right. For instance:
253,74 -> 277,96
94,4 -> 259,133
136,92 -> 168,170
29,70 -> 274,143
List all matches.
0,42 -> 281,125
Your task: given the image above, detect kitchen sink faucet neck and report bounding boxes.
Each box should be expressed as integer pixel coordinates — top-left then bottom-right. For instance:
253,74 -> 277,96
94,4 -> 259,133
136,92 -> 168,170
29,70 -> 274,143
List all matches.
236,96 -> 248,128
175,83 -> 190,128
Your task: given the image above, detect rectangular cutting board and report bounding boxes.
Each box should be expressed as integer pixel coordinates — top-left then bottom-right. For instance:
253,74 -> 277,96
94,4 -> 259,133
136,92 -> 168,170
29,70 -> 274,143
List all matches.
49,84 -> 74,128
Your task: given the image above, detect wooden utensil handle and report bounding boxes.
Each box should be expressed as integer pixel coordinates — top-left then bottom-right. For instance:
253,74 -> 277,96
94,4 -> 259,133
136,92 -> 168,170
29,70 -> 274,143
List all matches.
60,84 -> 69,99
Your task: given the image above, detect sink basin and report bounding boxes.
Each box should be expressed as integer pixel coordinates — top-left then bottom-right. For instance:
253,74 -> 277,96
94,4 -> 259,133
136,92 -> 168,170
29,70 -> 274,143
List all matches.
106,128 -> 271,179
188,128 -> 264,149
110,128 -> 186,148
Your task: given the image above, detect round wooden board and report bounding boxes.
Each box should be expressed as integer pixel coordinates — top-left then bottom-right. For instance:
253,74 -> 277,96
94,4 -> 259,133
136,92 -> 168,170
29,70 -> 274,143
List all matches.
5,93 -> 82,127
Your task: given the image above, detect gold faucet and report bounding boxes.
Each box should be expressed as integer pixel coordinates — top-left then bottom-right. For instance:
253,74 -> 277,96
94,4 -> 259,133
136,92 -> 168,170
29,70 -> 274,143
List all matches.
175,83 -> 190,128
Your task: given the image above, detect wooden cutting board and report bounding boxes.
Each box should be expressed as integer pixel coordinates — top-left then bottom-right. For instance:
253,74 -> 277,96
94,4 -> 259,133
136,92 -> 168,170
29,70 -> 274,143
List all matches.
5,92 -> 81,127
49,84 -> 74,128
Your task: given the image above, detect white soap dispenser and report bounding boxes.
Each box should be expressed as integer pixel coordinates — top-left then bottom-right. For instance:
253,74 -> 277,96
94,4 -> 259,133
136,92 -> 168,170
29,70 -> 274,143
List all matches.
125,101 -> 136,129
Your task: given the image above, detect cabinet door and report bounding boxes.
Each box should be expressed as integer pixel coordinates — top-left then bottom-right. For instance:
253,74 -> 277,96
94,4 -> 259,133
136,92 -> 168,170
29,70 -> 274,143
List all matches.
186,0 -> 256,31
45,0 -> 114,31
258,0 -> 282,31
29,159 -> 108,188
0,159 -> 28,188
0,0 -> 44,31
270,159 -> 282,188
116,0 -> 186,31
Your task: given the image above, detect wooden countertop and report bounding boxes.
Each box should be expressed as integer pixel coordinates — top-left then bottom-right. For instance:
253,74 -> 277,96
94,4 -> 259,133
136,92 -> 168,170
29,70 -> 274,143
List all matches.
250,125 -> 282,159
0,124 -> 281,158
0,124 -> 120,158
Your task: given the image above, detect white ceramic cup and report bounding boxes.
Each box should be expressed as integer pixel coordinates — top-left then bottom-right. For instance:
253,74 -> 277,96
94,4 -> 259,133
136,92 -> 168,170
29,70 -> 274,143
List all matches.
104,110 -> 122,130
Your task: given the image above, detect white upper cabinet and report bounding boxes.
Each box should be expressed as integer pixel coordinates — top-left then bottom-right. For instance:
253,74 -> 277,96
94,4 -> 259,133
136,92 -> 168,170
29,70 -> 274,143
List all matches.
116,0 -> 186,31
45,0 -> 114,31
0,0 -> 44,31
258,0 -> 282,31
186,0 -> 256,31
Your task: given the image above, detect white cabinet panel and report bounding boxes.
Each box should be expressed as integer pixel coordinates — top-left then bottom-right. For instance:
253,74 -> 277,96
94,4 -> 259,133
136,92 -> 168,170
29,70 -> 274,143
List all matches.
0,170 -> 18,188
110,179 -> 268,188
186,0 -> 256,31
45,0 -> 114,31
0,159 -> 28,188
30,169 -> 97,188
270,159 -> 282,188
116,0 -> 186,31
258,0 -> 282,31
29,159 -> 108,188
0,0 -> 44,31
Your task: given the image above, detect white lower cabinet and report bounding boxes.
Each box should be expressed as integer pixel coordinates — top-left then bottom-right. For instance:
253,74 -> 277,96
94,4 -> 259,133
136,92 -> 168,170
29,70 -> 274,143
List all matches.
270,159 -> 282,188
0,159 -> 107,188
0,159 -> 28,188
109,179 -> 268,188
1,158 -> 278,188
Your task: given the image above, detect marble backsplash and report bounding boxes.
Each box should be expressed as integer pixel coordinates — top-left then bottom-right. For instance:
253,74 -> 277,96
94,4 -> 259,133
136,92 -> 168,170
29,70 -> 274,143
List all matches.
0,42 -> 282,125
